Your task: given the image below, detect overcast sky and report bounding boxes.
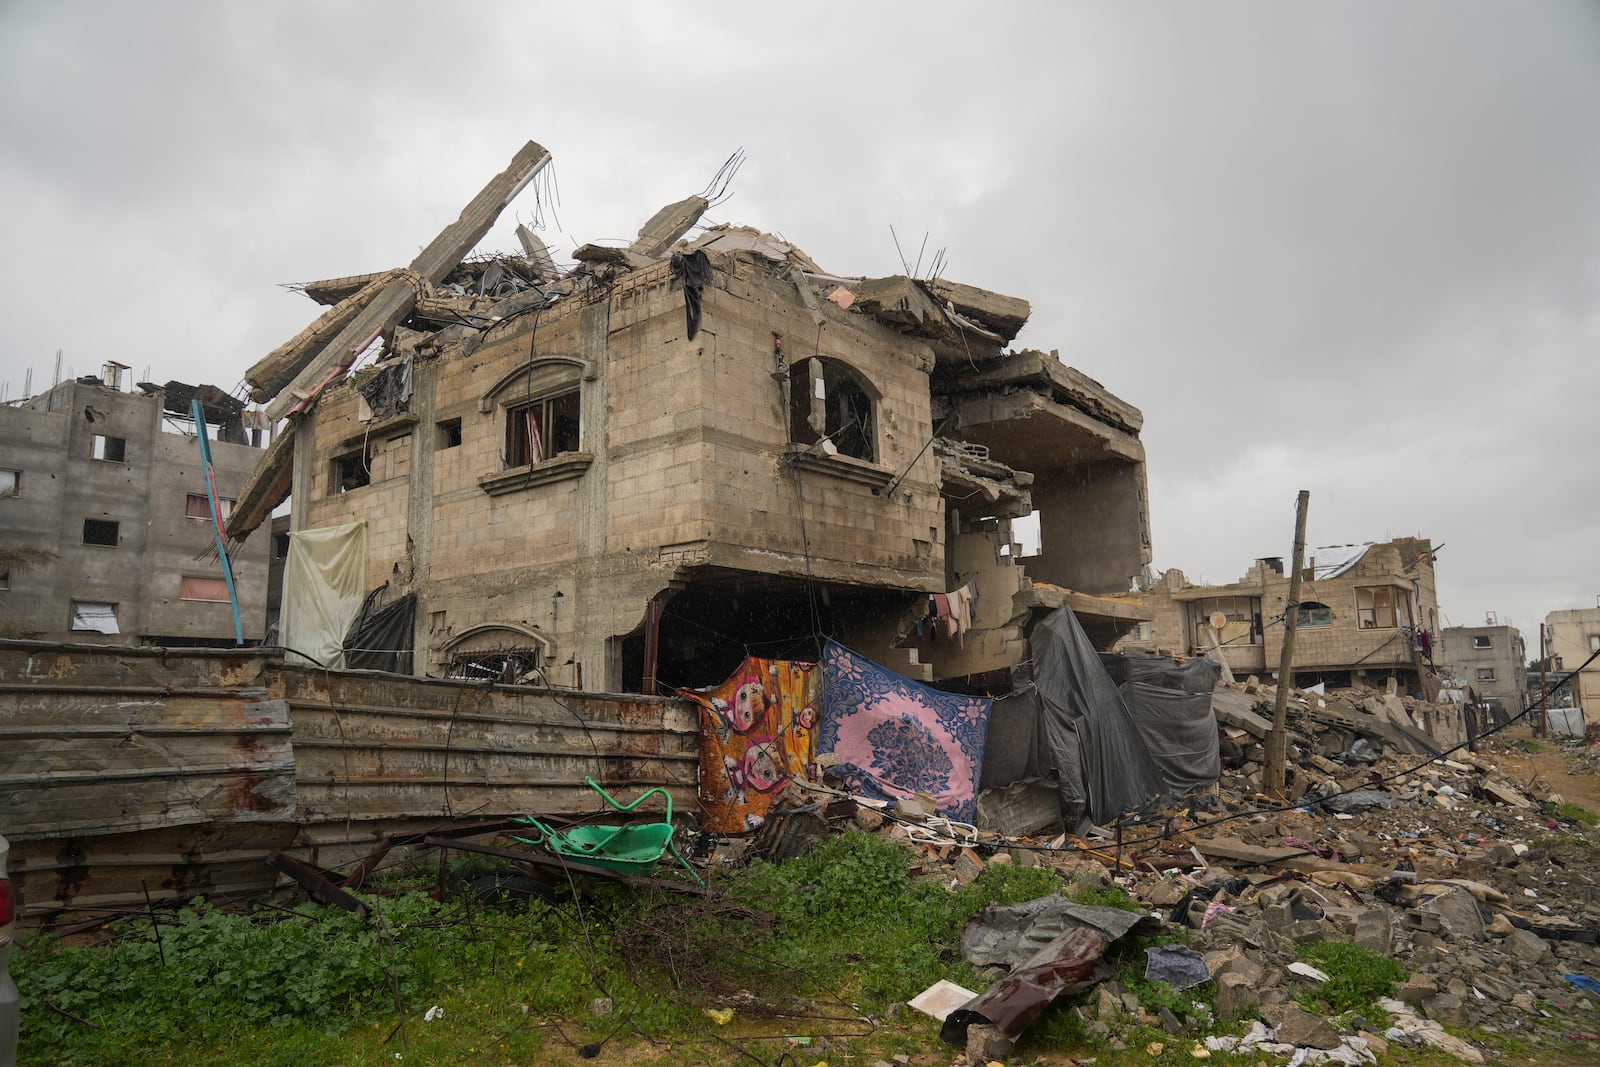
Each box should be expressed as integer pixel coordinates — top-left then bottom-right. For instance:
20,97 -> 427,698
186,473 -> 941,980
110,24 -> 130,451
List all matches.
3,1 -> 1597,649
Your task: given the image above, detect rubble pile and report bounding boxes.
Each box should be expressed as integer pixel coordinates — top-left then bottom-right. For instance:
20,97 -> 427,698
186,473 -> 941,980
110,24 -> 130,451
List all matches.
726,684 -> 1600,1063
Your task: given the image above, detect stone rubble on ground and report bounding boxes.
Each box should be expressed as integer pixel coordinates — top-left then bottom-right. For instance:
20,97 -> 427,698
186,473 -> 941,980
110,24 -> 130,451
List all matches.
728,677 -> 1600,1064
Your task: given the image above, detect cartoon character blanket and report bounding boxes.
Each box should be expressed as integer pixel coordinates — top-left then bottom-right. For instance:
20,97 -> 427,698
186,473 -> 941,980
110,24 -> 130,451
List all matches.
818,640 -> 991,823
678,658 -> 819,832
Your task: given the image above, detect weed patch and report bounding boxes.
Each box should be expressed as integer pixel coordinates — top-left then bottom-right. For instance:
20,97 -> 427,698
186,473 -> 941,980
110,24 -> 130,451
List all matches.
1553,801 -> 1599,826
1295,940 -> 1406,1014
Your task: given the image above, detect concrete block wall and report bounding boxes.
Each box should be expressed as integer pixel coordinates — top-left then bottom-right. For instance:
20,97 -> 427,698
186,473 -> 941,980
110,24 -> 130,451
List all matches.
0,380 -> 270,643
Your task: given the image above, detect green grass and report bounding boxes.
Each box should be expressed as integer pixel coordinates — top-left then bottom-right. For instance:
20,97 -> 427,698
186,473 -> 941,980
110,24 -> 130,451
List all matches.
14,834 -> 1069,1066
1294,940 -> 1407,1015
1553,801 -> 1599,826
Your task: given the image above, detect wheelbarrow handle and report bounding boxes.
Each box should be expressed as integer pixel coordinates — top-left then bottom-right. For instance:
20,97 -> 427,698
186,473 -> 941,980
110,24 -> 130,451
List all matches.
584,775 -> 673,823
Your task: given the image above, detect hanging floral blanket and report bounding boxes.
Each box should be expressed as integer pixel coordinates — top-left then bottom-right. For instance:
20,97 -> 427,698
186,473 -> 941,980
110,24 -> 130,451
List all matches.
818,640 -> 991,823
678,657 -> 819,833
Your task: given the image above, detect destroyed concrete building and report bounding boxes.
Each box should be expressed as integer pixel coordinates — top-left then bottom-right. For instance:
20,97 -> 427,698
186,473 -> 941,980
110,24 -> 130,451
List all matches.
1119,538 -> 1439,693
0,366 -> 272,644
1543,606 -> 1600,718
1438,620 -> 1527,715
229,140 -> 1152,690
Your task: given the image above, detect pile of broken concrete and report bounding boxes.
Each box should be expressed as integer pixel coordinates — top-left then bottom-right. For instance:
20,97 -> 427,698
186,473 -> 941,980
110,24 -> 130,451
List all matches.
733,695 -> 1600,1064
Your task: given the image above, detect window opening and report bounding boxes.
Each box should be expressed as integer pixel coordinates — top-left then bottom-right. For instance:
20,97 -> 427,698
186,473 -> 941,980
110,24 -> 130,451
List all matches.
0,565 -> 9,589
186,493 -> 234,519
1190,596 -> 1262,646
274,533 -> 291,559
438,418 -> 462,449
0,469 -> 18,494
70,601 -> 119,634
446,649 -> 544,684
180,576 -> 231,602
1473,635 -> 1492,649
787,358 -> 876,462
92,435 -> 127,462
330,448 -> 372,494
1476,667 -> 1496,682
506,390 -> 579,467
1355,586 -> 1403,629
82,519 -> 120,546
1296,601 -> 1333,627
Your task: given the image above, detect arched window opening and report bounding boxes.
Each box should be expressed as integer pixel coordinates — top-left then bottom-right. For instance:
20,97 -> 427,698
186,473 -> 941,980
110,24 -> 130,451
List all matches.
1297,601 -> 1333,627
788,358 -> 876,463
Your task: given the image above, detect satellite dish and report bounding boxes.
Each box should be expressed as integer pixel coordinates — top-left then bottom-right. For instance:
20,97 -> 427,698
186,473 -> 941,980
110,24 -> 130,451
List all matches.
1208,611 -> 1228,630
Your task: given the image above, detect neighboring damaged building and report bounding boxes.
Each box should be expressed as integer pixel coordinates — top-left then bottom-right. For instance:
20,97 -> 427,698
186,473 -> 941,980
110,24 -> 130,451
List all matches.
1438,619 -> 1527,717
227,140 -> 1152,691
1543,607 -> 1600,718
0,364 -> 273,644
1121,538 -> 1440,695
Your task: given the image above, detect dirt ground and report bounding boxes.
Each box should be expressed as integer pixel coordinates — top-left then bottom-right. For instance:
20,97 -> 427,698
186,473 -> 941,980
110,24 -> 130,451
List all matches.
1476,724 -> 1600,814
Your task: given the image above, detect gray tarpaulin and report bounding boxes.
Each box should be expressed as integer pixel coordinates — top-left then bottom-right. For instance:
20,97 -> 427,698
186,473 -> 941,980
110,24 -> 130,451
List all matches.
1118,681 -> 1222,794
1034,607 -> 1166,826
1033,607 -> 1221,828
979,685 -> 1050,789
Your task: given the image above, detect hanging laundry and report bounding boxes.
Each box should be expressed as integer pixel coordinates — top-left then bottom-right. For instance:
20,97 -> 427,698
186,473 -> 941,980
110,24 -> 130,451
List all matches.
678,657 -> 819,832
669,249 -> 713,340
818,640 -> 991,823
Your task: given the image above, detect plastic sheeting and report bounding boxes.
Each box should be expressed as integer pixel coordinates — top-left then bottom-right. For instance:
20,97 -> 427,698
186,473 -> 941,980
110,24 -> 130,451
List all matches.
1034,607 -> 1166,826
1547,707 -> 1587,737
343,587 -> 416,674
281,522 -> 368,669
1309,543 -> 1371,579
1033,607 -> 1221,828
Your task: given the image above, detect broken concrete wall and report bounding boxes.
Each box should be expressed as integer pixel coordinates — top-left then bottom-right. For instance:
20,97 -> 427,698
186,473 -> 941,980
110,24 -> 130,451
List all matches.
1025,458 -> 1150,597
1126,539 -> 1440,692
298,249 -> 945,689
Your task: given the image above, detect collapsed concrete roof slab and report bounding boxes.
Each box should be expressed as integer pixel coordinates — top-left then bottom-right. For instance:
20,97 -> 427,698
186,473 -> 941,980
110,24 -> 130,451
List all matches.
246,268 -> 412,403
261,140 -> 552,421
943,390 -> 1145,467
924,277 -> 1031,341
933,349 -> 1143,436
628,194 -> 709,258
225,419 -> 295,539
300,270 -> 394,307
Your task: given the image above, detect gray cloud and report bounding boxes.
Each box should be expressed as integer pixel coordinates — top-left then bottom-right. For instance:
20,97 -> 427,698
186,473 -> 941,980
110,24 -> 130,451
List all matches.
3,0 -> 1596,642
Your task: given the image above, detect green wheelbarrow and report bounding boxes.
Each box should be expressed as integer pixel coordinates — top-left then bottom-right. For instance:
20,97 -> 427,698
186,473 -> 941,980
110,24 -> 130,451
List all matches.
511,776 -> 703,885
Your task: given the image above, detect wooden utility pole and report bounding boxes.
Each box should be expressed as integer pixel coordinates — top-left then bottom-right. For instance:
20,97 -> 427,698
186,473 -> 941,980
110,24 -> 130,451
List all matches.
1538,623 -> 1548,738
1265,490 -> 1310,795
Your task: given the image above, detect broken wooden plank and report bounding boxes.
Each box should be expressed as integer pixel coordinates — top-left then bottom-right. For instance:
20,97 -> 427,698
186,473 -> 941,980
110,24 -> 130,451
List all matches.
264,140 -> 552,421
269,851 -> 370,916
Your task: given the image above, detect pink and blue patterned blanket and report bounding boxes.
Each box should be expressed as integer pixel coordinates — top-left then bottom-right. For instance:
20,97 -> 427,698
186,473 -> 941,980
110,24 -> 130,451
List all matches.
819,640 -> 992,823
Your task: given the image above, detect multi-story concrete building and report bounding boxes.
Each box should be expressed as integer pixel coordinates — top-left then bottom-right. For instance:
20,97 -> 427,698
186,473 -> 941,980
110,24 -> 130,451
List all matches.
1544,607 -> 1600,715
1119,539 -> 1439,694
226,147 -> 1153,692
0,367 -> 271,645
1439,620 -> 1527,714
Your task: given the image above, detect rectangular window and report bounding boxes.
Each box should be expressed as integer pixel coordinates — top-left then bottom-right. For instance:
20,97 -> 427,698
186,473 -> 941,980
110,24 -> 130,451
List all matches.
1473,635 -> 1492,649
0,468 -> 18,494
275,532 -> 291,559
506,390 -> 580,467
70,601 -> 119,634
180,576 -> 231,602
82,519 -> 120,546
1590,635 -> 1600,653
91,435 -> 127,462
437,418 -> 462,449
1190,596 -> 1262,646
329,448 -> 372,494
1355,586 -> 1399,629
1296,602 -> 1333,627
185,493 -> 234,519
1476,667 -> 1496,682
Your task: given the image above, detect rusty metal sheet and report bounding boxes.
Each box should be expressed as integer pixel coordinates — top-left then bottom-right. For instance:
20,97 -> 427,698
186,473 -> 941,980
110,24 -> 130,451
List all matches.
274,664 -> 698,823
0,669 -> 295,838
941,925 -> 1112,1045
